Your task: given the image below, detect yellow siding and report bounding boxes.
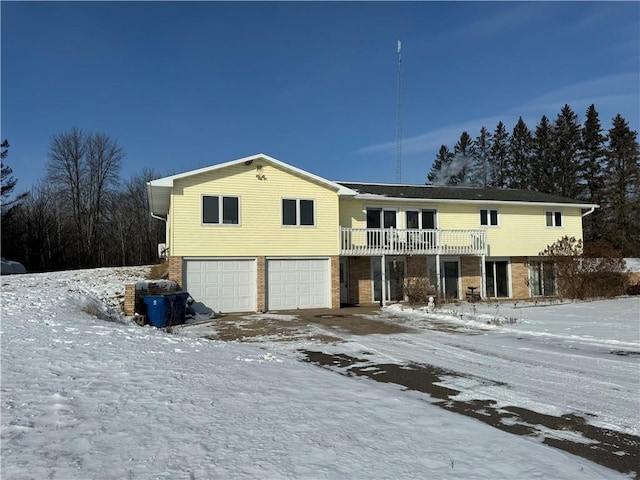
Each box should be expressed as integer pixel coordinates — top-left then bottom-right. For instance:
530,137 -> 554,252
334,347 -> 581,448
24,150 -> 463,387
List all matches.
170,162 -> 339,256
485,205 -> 584,256
338,198 -> 584,257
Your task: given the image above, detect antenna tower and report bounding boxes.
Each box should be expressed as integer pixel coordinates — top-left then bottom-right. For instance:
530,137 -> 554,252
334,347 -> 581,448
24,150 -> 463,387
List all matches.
395,40 -> 403,183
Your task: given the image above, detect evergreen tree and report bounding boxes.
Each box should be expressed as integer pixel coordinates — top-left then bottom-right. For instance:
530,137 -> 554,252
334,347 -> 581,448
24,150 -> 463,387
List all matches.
1,139 -> 28,221
449,131 -> 473,185
427,145 -> 454,185
604,114 -> 640,256
580,104 -> 607,243
508,117 -> 533,189
488,122 -> 509,188
531,115 -> 554,193
551,104 -> 583,199
469,126 -> 492,187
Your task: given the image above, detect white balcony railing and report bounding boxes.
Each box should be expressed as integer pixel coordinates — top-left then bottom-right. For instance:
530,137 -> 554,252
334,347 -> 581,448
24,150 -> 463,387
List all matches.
340,228 -> 487,256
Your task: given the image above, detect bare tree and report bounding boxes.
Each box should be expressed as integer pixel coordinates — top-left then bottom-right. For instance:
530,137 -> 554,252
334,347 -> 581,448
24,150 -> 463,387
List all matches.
47,128 -> 124,267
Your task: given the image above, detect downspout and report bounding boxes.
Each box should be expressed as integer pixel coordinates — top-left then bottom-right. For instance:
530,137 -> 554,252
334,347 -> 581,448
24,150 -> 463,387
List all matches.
581,207 -> 596,217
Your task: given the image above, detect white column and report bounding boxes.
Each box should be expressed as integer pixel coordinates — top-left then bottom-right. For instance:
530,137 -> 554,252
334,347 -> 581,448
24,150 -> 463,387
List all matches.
480,255 -> 486,299
435,254 -> 441,297
381,255 -> 387,307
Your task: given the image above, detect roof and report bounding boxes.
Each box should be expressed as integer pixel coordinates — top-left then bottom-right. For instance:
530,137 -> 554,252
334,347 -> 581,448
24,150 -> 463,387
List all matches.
147,154 -> 357,217
335,182 -> 599,208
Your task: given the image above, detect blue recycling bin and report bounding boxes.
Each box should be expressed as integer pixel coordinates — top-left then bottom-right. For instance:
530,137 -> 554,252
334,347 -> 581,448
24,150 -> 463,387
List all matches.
144,295 -> 170,327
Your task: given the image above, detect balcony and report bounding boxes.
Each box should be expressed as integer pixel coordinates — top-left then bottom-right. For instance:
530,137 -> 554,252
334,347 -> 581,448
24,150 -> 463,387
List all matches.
340,228 -> 487,256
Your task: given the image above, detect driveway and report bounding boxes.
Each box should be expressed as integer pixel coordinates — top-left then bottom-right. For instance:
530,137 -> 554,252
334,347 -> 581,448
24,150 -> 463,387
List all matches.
175,302 -> 640,478
181,305 -> 410,342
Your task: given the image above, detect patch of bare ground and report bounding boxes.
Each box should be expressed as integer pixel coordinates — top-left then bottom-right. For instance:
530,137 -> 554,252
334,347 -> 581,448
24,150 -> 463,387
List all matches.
301,350 -> 640,479
202,309 -> 413,342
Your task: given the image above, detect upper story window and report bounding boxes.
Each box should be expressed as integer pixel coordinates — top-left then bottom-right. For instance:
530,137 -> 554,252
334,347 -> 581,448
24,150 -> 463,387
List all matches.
202,195 -> 239,225
406,209 -> 437,229
366,208 -> 397,229
480,209 -> 499,226
546,211 -> 563,227
283,199 -> 315,226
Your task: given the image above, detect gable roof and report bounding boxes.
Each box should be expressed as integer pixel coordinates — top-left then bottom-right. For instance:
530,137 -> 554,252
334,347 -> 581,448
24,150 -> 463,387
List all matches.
147,154 -> 356,217
336,182 -> 599,208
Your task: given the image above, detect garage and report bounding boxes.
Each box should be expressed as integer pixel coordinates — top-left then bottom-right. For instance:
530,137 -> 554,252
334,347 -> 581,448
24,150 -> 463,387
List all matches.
184,259 -> 256,313
267,258 -> 331,310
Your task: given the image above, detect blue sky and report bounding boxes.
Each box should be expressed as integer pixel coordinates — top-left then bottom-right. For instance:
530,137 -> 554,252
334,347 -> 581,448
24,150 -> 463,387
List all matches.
2,1 -> 639,191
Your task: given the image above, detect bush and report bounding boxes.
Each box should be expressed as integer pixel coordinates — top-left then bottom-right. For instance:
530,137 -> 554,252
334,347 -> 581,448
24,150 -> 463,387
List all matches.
147,261 -> 169,280
540,237 -> 628,299
404,276 -> 437,304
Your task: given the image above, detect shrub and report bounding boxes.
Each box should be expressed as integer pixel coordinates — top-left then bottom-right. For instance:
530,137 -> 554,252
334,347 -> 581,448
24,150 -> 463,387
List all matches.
404,276 -> 437,305
540,237 -> 628,299
147,261 -> 169,280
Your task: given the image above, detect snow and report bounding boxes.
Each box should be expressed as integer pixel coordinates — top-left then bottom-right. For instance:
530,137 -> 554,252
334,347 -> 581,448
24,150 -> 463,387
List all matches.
2,267 -> 637,479
624,258 -> 640,272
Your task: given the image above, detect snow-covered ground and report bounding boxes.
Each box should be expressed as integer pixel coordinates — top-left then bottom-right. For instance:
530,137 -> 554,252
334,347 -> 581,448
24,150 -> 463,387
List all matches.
2,267 -> 638,479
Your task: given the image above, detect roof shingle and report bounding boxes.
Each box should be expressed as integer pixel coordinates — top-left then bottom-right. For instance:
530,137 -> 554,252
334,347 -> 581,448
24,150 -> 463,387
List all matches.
336,182 -> 595,206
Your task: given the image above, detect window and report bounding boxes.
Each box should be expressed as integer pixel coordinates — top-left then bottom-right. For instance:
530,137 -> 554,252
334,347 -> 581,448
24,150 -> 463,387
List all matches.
422,210 -> 436,229
202,195 -> 239,225
406,209 -> 436,229
282,199 -> 315,226
485,260 -> 509,298
480,209 -> 498,226
546,211 -> 562,227
366,208 -> 397,229
529,261 -> 556,296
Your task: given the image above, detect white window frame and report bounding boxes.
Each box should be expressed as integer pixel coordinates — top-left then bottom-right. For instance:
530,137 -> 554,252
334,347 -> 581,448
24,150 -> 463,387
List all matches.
365,206 -> 399,229
282,198 -> 316,227
405,209 -> 437,229
545,211 -> 563,228
480,208 -> 499,227
202,195 -> 240,226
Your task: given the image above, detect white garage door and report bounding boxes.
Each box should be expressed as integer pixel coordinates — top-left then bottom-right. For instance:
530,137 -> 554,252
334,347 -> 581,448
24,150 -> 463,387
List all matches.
185,259 -> 256,313
267,258 -> 331,310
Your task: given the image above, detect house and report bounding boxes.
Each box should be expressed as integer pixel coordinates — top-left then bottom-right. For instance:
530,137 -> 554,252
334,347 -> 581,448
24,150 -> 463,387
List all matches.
147,153 -> 598,313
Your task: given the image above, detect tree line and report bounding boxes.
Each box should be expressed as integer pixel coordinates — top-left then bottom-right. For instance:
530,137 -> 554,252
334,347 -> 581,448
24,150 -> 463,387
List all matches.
427,104 -> 640,257
1,128 -> 165,272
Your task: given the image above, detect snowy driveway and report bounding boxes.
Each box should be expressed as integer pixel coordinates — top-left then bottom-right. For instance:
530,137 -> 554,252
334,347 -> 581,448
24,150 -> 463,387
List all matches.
179,298 -> 640,475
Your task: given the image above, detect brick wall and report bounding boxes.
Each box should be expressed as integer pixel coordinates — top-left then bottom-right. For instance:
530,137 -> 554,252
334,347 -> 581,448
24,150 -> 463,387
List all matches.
257,256 -> 266,312
511,256 -> 530,299
168,256 -> 183,288
461,256 -> 481,297
331,256 -> 340,308
406,256 -> 428,281
348,256 -> 374,305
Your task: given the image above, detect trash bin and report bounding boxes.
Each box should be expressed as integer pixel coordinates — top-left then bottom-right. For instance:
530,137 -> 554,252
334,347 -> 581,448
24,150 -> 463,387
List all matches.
165,291 -> 189,326
143,295 -> 170,327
